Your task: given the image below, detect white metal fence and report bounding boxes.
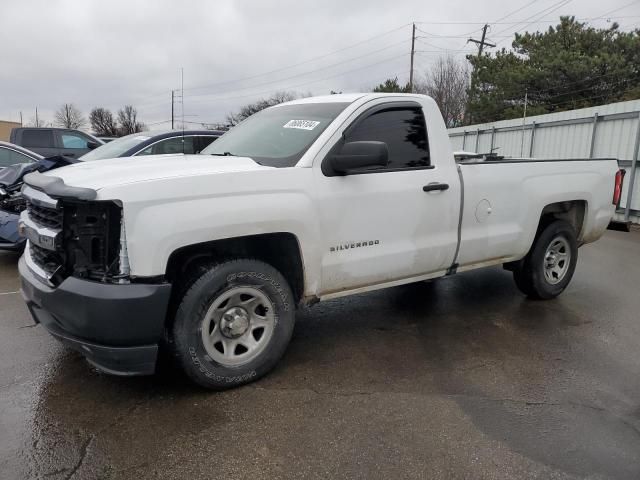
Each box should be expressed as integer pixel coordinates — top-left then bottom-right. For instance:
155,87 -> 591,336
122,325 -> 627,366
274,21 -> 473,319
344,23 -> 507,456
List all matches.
448,100 -> 640,223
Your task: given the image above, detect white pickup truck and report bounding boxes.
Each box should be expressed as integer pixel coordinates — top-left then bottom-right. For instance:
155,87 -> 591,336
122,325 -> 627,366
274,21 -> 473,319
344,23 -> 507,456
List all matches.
18,93 -> 624,389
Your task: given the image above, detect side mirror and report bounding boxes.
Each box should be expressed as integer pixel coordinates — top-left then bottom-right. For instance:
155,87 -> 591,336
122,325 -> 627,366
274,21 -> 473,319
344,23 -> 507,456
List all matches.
330,141 -> 388,175
87,141 -> 100,150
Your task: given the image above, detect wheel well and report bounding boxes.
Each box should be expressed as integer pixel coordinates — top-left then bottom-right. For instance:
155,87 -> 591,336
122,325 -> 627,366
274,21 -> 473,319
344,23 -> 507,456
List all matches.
538,200 -> 587,240
165,233 -> 305,305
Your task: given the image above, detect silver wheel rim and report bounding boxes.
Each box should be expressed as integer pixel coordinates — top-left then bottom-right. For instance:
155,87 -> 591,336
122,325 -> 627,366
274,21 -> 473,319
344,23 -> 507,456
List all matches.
201,286 -> 275,367
543,236 -> 571,285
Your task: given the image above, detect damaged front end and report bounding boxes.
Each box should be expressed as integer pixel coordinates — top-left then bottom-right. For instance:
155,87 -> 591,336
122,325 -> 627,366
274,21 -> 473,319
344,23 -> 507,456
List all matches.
18,172 -> 170,376
21,182 -> 130,286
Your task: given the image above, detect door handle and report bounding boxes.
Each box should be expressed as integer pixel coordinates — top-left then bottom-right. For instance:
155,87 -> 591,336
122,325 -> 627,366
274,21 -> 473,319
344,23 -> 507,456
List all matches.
423,183 -> 449,192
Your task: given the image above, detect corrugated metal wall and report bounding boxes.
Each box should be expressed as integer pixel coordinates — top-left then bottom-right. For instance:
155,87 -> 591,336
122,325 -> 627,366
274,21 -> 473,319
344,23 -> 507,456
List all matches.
448,100 -> 640,223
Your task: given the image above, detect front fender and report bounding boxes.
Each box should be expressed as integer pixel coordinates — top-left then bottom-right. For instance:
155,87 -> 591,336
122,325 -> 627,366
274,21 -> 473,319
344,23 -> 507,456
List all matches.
96,168 -> 319,294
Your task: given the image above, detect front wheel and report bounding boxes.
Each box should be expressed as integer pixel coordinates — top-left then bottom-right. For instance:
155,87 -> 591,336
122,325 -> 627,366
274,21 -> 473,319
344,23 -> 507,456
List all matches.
171,259 -> 295,389
512,220 -> 578,300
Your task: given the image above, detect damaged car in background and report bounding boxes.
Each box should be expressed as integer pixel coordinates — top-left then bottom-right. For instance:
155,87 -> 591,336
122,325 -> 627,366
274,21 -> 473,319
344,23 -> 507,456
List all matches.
0,155 -> 78,251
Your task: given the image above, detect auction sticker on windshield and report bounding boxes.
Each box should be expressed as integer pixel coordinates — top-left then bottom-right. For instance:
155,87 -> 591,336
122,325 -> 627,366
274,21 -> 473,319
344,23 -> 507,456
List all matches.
283,120 -> 320,130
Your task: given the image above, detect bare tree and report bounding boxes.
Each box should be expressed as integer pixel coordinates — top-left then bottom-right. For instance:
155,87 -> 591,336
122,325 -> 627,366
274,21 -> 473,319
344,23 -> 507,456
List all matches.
415,56 -> 469,128
27,117 -> 49,127
117,105 -> 144,135
54,103 -> 86,129
89,107 -> 119,136
226,91 -> 298,126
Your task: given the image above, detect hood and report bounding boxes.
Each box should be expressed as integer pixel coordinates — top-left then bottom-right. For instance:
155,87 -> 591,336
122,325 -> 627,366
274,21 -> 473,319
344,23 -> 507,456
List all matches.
43,154 -> 272,191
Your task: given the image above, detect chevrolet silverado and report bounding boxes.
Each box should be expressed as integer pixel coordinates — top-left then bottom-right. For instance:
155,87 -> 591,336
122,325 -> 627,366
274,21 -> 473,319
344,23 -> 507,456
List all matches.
17,93 -> 624,389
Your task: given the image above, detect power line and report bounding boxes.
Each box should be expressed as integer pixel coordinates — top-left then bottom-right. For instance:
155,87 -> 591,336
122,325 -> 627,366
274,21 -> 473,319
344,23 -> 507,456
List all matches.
416,37 -> 478,52
415,48 -> 475,54
183,54 -> 410,106
493,0 -> 571,36
415,25 -> 485,38
543,83 -> 636,108
492,0 -> 541,24
145,119 -> 173,127
416,32 -> 511,39
183,23 -> 412,94
492,0 -> 573,40
499,75 -> 637,100
184,39 -> 410,99
475,75 -> 638,108
415,15 -> 639,25
591,1 -> 640,20
134,13 -> 635,111
143,69 -> 408,126
414,50 -> 474,56
409,23 -> 416,92
135,29 -> 412,110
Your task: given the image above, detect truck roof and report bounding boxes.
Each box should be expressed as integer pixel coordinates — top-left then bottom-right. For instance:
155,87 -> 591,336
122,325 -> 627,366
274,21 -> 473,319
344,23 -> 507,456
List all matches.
279,92 -> 429,107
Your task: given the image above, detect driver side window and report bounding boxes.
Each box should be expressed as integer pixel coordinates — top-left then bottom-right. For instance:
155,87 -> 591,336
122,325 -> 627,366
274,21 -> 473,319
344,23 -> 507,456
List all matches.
344,106 -> 430,170
138,137 -> 194,155
61,133 -> 90,149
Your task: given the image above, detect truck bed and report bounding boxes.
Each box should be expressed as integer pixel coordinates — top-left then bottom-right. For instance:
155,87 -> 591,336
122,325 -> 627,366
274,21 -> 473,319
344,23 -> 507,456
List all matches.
455,157 -> 619,271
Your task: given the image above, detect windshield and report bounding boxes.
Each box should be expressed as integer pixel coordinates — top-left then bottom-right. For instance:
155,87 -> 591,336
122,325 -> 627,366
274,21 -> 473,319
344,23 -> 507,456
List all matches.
201,102 -> 349,167
80,133 -> 152,161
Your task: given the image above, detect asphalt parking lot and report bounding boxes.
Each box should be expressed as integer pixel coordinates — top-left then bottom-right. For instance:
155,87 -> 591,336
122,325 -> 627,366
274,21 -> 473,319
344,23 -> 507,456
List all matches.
1,229 -> 639,480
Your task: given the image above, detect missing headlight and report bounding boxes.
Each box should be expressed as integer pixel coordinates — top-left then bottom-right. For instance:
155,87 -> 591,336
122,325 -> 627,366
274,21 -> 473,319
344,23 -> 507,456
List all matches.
63,200 -> 126,282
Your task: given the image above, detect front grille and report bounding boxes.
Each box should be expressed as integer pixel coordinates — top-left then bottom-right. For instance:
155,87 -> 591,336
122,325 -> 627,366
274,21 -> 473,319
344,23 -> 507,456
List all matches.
23,196 -> 65,283
23,187 -> 123,284
28,203 -> 63,229
29,243 -> 64,276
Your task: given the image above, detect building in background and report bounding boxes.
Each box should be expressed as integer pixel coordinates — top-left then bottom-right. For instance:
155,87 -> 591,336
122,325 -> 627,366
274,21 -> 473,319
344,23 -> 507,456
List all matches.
0,120 -> 21,142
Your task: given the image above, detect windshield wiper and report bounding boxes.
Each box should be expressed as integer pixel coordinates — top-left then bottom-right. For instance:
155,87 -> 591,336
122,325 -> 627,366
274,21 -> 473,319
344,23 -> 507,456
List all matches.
210,152 -> 236,156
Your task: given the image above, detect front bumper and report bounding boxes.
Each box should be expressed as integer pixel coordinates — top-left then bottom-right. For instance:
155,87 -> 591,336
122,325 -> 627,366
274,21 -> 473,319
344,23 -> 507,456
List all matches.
0,210 -> 25,251
19,256 -> 172,375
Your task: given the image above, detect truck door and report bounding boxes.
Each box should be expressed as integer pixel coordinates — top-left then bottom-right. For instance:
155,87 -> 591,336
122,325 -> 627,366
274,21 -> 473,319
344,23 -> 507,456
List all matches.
314,100 -> 461,295
56,130 -> 97,158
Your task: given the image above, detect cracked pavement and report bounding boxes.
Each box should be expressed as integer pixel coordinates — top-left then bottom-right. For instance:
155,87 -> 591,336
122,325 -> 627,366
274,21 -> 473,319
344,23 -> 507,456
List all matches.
1,229 -> 640,479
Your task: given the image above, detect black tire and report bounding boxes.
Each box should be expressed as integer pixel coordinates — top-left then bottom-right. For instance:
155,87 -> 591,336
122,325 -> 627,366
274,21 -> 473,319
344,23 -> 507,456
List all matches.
512,220 -> 578,300
171,259 -> 295,390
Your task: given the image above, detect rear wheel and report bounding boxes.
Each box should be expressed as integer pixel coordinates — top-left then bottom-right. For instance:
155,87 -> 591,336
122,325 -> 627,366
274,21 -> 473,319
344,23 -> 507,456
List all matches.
171,259 -> 295,389
512,220 -> 578,300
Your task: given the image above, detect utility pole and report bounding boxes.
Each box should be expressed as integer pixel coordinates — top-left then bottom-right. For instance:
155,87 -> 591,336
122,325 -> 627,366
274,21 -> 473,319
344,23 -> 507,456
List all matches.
181,67 -> 184,133
19,111 -> 23,126
409,23 -> 416,93
468,24 -> 496,58
171,90 -> 174,129
35,107 -> 39,127
466,24 -> 496,125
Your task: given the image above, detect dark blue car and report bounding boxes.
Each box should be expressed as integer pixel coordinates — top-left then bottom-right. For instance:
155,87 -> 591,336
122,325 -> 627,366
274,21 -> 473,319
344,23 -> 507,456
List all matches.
79,130 -> 223,161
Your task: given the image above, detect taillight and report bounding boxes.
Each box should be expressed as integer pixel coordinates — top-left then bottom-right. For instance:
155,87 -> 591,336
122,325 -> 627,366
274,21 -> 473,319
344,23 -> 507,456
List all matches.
613,169 -> 625,206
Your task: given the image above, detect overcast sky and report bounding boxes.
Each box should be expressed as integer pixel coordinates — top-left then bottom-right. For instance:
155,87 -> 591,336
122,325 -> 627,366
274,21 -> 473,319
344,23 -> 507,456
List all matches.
1,0 -> 638,130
